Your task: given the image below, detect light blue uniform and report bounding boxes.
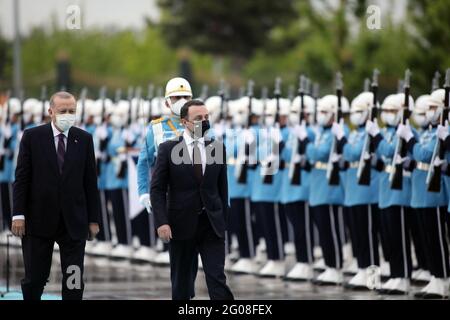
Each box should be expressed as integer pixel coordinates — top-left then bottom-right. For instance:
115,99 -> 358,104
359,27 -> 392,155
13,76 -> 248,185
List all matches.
343,126 -> 379,206
0,123 -> 19,183
96,124 -> 113,190
306,126 -> 346,206
105,128 -> 129,190
278,126 -> 315,204
410,127 -> 447,208
250,126 -> 283,203
375,126 -> 412,209
225,127 -> 251,199
137,116 -> 183,196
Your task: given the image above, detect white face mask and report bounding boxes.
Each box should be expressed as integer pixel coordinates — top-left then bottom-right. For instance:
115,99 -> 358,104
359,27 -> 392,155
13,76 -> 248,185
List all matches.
381,111 -> 399,126
425,109 -> 440,124
168,98 -> 188,116
288,113 -> 298,126
94,116 -> 102,126
111,114 -> 124,128
350,111 -> 367,126
413,113 -> 428,128
232,113 -> 246,126
55,113 -> 76,132
264,115 -> 275,127
317,112 -> 332,126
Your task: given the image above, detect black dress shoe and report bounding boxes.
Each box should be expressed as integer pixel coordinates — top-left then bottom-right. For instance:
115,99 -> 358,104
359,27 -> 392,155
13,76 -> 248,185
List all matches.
385,289 -> 408,295
420,292 -> 447,299
413,291 -> 427,299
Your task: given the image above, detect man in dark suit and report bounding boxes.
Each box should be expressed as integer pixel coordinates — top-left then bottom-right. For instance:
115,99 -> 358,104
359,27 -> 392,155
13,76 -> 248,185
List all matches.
151,99 -> 234,300
11,91 -> 100,300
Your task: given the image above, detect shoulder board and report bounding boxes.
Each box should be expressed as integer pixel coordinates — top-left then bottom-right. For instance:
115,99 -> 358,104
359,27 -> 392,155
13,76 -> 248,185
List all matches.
151,117 -> 165,125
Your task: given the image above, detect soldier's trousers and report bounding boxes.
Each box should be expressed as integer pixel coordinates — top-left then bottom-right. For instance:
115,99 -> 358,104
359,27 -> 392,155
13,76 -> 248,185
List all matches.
131,209 -> 156,247
229,198 -> 257,258
415,207 -> 449,279
283,201 -> 314,264
253,202 -> 288,260
347,204 -> 380,268
0,182 -> 12,231
105,188 -> 132,245
378,206 -> 412,278
409,208 -> 430,271
96,190 -> 111,242
310,205 -> 343,269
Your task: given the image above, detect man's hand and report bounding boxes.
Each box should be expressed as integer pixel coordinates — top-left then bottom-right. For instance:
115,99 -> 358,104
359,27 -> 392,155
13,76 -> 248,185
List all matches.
331,120 -> 345,140
396,121 -> 414,142
88,223 -> 100,241
366,120 -> 380,137
157,224 -> 172,243
11,219 -> 25,238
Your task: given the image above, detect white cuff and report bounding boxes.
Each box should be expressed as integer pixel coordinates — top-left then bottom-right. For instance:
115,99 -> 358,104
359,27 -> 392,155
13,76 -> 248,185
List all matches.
13,215 -> 25,221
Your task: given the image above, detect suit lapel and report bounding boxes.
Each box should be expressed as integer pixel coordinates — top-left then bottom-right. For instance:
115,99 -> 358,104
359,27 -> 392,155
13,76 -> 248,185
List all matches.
201,139 -> 214,185
178,136 -> 198,183
43,123 -> 59,177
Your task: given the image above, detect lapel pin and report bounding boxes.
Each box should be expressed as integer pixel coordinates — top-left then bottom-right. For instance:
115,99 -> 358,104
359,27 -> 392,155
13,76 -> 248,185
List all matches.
74,139 -> 78,143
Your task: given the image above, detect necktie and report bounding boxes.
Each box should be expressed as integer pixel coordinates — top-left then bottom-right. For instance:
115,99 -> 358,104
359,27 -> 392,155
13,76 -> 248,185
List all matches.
57,133 -> 66,174
193,140 -> 203,183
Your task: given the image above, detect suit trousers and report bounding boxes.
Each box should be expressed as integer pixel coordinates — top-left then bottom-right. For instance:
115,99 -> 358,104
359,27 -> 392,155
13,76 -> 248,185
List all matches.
21,216 -> 86,300
169,212 -> 234,300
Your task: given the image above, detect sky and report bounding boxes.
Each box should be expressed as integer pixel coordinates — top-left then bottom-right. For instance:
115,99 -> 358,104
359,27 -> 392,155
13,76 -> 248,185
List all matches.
0,0 -> 160,39
0,0 -> 406,40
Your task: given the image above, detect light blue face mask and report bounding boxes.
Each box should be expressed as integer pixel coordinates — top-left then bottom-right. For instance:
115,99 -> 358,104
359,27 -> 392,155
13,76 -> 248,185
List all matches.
55,113 -> 76,132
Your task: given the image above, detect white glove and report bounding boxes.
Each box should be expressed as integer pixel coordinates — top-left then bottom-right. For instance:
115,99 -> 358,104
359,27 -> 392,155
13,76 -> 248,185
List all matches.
3,124 -> 12,139
293,121 -> 307,141
437,122 -> 449,141
330,152 -> 342,163
243,129 -> 255,144
214,122 -> 225,138
95,125 -> 108,140
139,193 -> 152,213
365,120 -> 380,137
331,121 -> 345,140
270,128 -> 282,144
121,129 -> 135,144
433,156 -> 445,167
396,121 -> 413,142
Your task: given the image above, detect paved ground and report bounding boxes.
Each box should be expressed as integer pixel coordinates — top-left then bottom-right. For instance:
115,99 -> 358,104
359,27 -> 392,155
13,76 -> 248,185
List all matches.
0,244 -> 435,300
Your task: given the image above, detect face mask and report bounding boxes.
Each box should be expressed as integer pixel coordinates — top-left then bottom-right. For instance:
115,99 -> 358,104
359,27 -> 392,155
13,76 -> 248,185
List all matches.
425,109 -> 440,124
264,116 -> 275,127
288,113 -> 298,126
350,111 -> 367,126
94,116 -> 102,126
317,112 -> 331,126
381,111 -> 398,126
111,114 -> 124,128
233,114 -> 246,126
190,120 -> 210,138
413,113 -> 428,128
55,113 -> 76,132
169,98 -> 188,116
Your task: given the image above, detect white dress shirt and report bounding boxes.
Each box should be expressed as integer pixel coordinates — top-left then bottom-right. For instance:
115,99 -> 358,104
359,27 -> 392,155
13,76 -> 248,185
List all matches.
183,130 -> 206,175
12,122 -> 69,221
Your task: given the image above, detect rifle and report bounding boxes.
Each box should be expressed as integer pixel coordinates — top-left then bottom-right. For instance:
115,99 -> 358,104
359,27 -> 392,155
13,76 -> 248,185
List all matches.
357,69 -> 380,185
218,79 -> 226,121
312,82 -> 320,124
200,84 -> 209,101
0,91 -> 11,171
326,72 -> 344,185
236,80 -> 254,184
290,74 -> 307,185
432,71 -> 441,92
79,87 -> 88,126
40,86 -> 47,123
262,78 -> 282,184
426,68 -> 450,192
147,83 -> 155,123
97,86 -> 108,176
389,69 -> 412,190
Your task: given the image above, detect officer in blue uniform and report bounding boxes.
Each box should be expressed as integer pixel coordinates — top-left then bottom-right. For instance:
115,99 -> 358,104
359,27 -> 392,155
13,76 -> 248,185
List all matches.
366,93 -> 414,294
250,98 -> 288,278
403,90 -> 449,298
306,94 -> 348,285
282,95 -> 316,281
336,92 -> 380,290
